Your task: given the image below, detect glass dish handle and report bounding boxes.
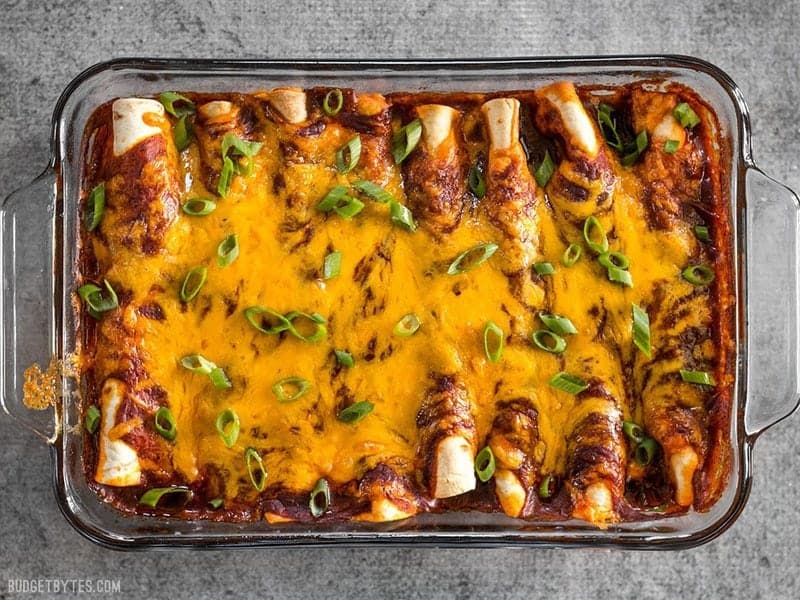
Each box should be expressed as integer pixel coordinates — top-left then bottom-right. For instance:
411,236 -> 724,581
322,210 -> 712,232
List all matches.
0,169 -> 59,443
745,167 -> 800,438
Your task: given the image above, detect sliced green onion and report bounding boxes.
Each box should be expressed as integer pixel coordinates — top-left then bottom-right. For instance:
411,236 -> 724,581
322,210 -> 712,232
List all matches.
272,377 -> 311,403
474,446 -> 496,482
154,406 -> 177,441
674,102 -> 701,129
323,251 -> 342,280
217,156 -> 235,197
447,242 -> 499,275
284,311 -> 327,342
539,313 -> 577,335
663,139 -> 680,154
334,349 -> 355,368
607,265 -> 634,287
159,91 -> 195,117
317,185 -> 365,219
598,251 -> 630,270
389,201 -> 417,232
597,103 -> 623,151
680,369 -> 716,386
394,313 -> 421,337
468,165 -> 486,199
217,234 -> 239,267
208,498 -> 224,509
78,280 -> 119,319
634,437 -> 659,466
222,133 -> 262,162
85,183 -> 105,232
682,264 -> 715,285
538,474 -> 556,499
323,89 -> 344,116
392,118 -> 422,164
139,486 -> 192,509
244,306 -> 292,335
695,224 -> 711,243
182,198 -> 217,216
562,243 -> 582,267
335,135 -> 361,174
245,447 -> 267,492
174,114 -> 193,151
534,150 -> 556,187
534,262 -> 555,276
632,304 -> 652,358
309,478 -> 331,517
623,420 -> 645,444
337,401 -> 374,424
180,354 -> 217,375
532,330 -> 567,354
483,321 -> 504,363
209,367 -> 232,389
352,180 -> 395,204
621,130 -> 649,166
583,216 -> 609,255
548,372 -> 589,395
84,405 -> 101,434
215,408 -> 240,448
179,266 -> 207,302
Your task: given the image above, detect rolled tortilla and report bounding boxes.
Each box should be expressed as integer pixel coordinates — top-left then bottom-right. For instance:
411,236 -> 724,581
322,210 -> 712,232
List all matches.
357,463 -> 419,522
94,378 -> 141,486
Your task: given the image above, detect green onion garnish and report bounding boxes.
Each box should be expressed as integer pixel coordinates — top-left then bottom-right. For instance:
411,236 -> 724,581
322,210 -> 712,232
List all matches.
217,156 -> 235,197
621,130 -> 649,166
598,251 -> 630,270
323,89 -> 344,116
394,313 -> 421,337
680,369 -> 716,386
597,104 -> 623,151
335,135 -> 361,174
244,306 -> 292,334
139,486 -> 193,509
208,498 -> 224,509
674,102 -> 701,129
532,330 -> 567,354
539,313 -> 577,335
323,251 -> 342,280
483,321 -> 504,363
337,401 -> 374,424
474,446 -> 496,482
663,139 -> 680,154
245,447 -> 267,492
682,264 -> 715,285
272,377 -> 311,403
86,183 -> 105,232
215,408 -> 240,448
538,474 -> 555,499
622,420 -> 645,444
154,406 -> 177,441
180,354 -> 217,375
209,367 -> 232,389
285,311 -> 328,342
634,437 -> 659,466
534,262 -> 556,276
174,115 -> 193,151
179,266 -> 207,302
562,243 -> 582,267
334,349 -> 355,368
583,216 -> 609,255
389,201 -> 417,232
78,280 -> 119,319
217,234 -> 239,267
695,224 -> 711,243
84,405 -> 101,434
468,165 -> 486,199
607,265 -> 634,287
309,478 -> 331,517
632,304 -> 651,358
392,118 -> 422,164
534,150 -> 556,187
352,180 -> 395,204
317,185 -> 365,219
447,242 -> 499,275
222,133 -> 262,173
548,372 -> 589,395
182,198 -> 217,216
159,92 -> 195,118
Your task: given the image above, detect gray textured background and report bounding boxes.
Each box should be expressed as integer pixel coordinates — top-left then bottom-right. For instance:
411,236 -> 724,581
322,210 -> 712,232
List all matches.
1,1 -> 799,598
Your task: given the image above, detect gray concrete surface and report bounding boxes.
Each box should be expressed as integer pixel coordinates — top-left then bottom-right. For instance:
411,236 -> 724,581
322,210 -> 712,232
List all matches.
1,0 -> 798,598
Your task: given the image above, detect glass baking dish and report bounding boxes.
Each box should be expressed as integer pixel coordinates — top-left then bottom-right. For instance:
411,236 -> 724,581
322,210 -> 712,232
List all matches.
1,56 -> 798,550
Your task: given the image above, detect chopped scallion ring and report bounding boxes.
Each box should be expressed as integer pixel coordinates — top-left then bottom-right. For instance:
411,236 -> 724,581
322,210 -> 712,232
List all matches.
582,216 -> 609,255
634,437 -> 659,466
244,306 -> 292,335
334,349 -> 355,368
182,198 -> 217,216
694,224 -> 711,243
217,156 -> 235,197
317,185 -> 364,219
309,478 -> 331,517
245,448 -> 267,492
217,233 -> 239,267
663,139 -> 680,154
337,401 -> 374,424
674,102 -> 701,129
139,486 -> 193,509
621,130 -> 649,166
84,405 -> 101,434
531,329 -> 567,354
78,279 -> 119,319
468,165 -> 486,198
352,180 -> 395,204
539,313 -> 577,335
86,183 -> 105,232
394,313 -> 421,337
632,304 -> 651,358
209,367 -> 232,389
598,251 -> 630,270
180,354 -> 217,375
285,311 -> 328,342
682,264 -> 715,285
215,408 -> 240,448
222,133 -> 262,162
474,446 -> 496,482
548,372 -> 589,395
562,242 -> 582,267
335,135 -> 361,174
323,251 -> 342,280
607,265 -> 634,287
447,242 -> 499,275
597,103 -> 623,151
154,406 -> 177,441
622,420 -> 645,444
483,321 -> 504,363
323,89 -> 344,116
179,266 -> 207,302
534,262 -> 555,276
174,114 -> 193,151
680,369 -> 716,386
389,201 -> 417,232
272,377 -> 311,403
538,474 -> 556,499
392,118 -> 422,164
158,91 -> 196,117
534,149 -> 556,187
208,498 -> 224,509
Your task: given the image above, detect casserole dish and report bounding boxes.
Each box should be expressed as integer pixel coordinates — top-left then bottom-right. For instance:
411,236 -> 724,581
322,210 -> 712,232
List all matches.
1,56 -> 798,549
